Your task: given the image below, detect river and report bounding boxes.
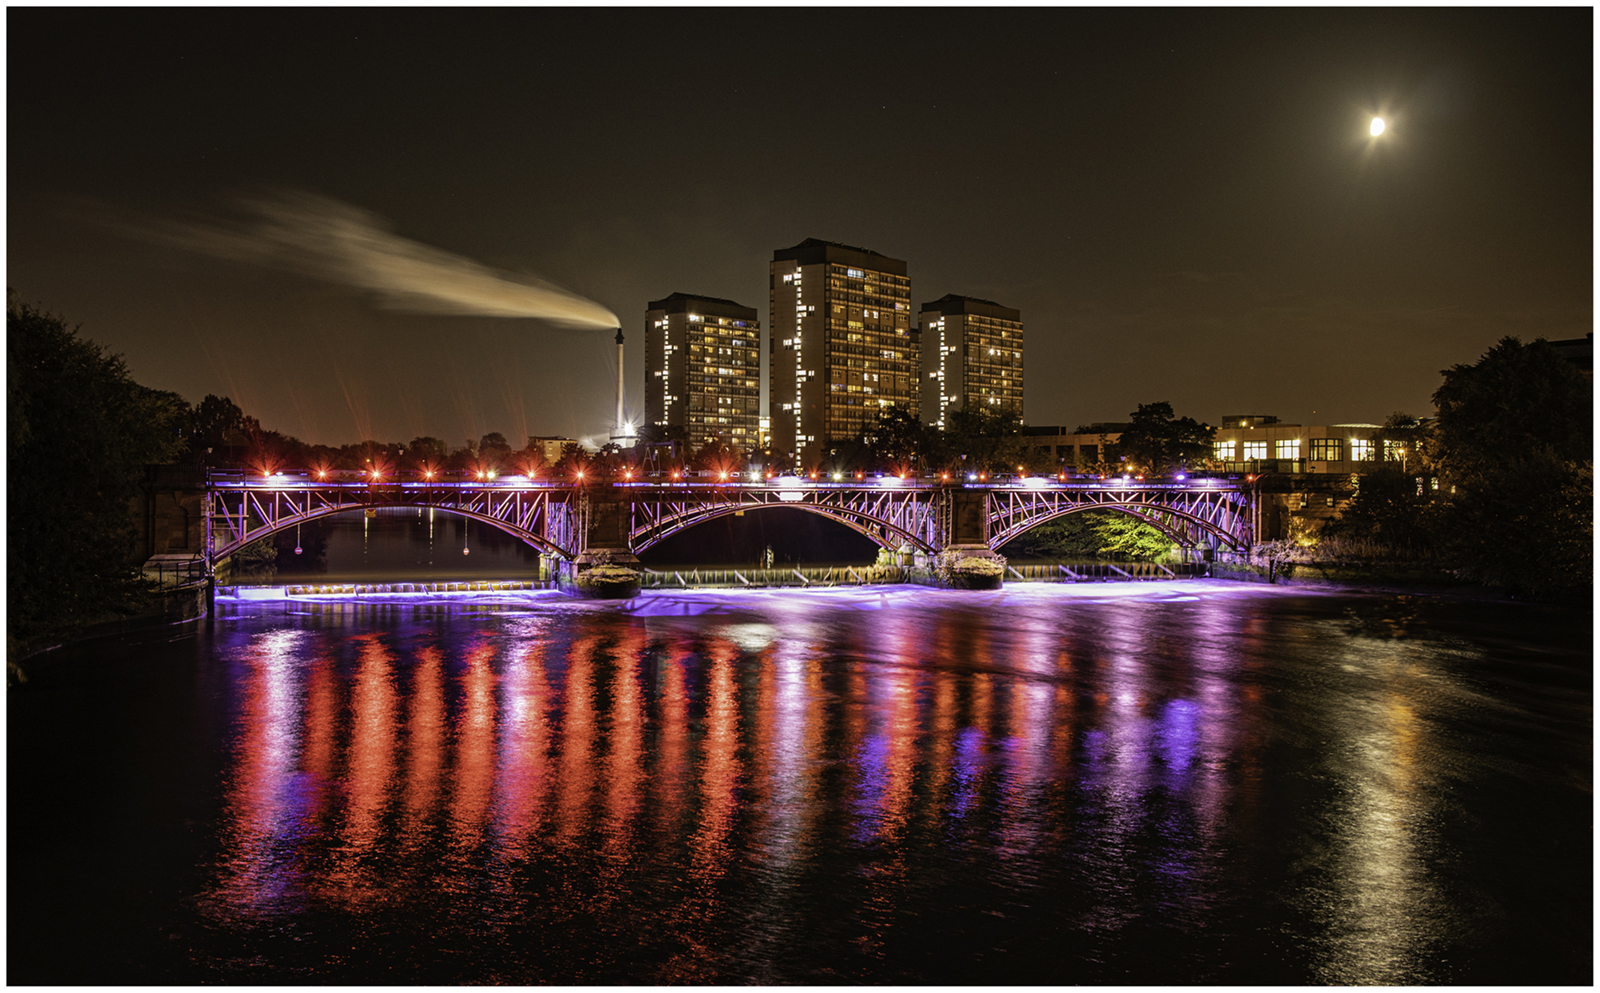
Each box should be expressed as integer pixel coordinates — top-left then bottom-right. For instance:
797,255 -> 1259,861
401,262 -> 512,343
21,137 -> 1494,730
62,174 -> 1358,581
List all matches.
7,580 -> 1591,984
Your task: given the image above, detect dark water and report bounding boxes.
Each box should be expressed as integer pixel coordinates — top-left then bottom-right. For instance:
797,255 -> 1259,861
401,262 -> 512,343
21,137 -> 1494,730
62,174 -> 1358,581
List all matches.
8,582 -> 1591,984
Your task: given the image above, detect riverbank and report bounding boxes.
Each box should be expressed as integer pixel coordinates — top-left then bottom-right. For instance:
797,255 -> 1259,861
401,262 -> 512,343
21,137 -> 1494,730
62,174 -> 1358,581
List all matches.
8,585 -> 207,686
1208,560 -> 1591,605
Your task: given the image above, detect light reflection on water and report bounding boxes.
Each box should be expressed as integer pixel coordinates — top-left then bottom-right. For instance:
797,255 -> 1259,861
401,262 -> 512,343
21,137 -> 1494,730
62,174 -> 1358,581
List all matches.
10,581 -> 1590,984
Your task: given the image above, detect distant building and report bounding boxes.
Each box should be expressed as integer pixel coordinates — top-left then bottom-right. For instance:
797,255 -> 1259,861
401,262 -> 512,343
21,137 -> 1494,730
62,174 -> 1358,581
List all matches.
644,292 -> 762,451
527,436 -> 578,463
769,238 -> 917,468
1022,414 -> 1396,475
919,294 -> 1024,428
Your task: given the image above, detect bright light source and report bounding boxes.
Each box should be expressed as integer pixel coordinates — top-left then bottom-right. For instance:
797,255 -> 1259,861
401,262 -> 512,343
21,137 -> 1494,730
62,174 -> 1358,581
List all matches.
1370,116 -> 1385,137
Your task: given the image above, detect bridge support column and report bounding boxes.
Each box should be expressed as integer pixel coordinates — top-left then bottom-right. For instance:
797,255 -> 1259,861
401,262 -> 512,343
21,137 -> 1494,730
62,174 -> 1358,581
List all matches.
945,488 -> 990,548
559,489 -> 641,598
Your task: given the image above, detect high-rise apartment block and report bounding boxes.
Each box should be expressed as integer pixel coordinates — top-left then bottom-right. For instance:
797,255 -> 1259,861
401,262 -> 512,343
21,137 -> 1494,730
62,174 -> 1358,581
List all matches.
918,294 -> 1024,428
769,239 -> 917,467
644,292 -> 761,451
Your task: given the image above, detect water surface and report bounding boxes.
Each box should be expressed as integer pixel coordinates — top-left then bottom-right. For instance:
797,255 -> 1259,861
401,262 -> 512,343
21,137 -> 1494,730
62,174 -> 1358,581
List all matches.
8,581 -> 1590,983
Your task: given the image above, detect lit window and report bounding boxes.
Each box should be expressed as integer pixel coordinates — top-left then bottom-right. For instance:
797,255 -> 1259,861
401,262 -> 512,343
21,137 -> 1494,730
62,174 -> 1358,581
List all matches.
1213,441 -> 1235,460
1309,438 -> 1343,461
1243,442 -> 1267,460
1349,438 -> 1375,461
1276,439 -> 1299,459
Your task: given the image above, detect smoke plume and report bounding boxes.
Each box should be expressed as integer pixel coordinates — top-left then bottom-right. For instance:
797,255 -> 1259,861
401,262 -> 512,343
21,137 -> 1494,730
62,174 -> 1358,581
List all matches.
142,190 -> 619,329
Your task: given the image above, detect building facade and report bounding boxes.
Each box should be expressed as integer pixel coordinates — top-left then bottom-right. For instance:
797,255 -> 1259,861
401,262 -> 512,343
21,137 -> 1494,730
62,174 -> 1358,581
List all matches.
1022,415 -> 1398,476
644,292 -> 762,452
919,294 -> 1024,428
769,238 -> 917,468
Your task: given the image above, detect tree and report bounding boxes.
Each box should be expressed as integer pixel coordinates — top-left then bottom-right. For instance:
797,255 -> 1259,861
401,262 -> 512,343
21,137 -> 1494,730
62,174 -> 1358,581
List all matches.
1430,337 -> 1591,595
1091,512 -> 1177,560
689,438 -> 744,476
1112,402 -> 1214,475
478,432 -> 513,465
934,406 -> 1033,474
189,393 -> 246,464
860,403 -> 927,471
408,435 -> 450,465
8,303 -> 188,640
553,441 -> 589,478
1319,458 -> 1439,552
1001,508 -> 1176,561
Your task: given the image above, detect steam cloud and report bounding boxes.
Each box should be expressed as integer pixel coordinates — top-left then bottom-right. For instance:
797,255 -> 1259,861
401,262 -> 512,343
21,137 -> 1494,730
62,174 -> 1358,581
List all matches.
145,191 -> 619,329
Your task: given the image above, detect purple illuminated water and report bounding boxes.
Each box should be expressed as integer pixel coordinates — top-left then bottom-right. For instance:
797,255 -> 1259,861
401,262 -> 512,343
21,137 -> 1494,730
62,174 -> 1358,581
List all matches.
8,581 -> 1591,983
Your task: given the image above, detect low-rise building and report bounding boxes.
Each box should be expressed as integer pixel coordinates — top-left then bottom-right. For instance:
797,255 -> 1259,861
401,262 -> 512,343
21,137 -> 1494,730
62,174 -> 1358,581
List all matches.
527,436 -> 579,464
1023,415 -> 1397,476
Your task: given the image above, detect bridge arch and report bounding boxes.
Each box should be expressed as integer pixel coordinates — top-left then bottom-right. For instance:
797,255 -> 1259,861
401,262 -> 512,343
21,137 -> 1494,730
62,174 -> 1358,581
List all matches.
629,500 -> 931,554
211,500 -> 571,561
987,496 -> 1248,554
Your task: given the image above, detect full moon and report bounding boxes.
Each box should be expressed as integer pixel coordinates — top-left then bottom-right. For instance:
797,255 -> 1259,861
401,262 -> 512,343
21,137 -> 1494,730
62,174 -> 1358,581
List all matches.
1370,117 -> 1386,136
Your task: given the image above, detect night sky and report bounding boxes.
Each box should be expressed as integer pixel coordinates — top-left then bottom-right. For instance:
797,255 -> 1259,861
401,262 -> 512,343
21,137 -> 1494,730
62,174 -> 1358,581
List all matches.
8,8 -> 1591,447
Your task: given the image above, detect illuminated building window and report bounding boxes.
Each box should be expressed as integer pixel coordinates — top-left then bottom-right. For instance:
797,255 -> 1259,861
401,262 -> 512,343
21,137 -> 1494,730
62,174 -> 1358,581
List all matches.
1309,438 -> 1343,461
1276,439 -> 1300,459
1243,442 -> 1267,460
1349,438 -> 1375,461
1214,440 -> 1235,460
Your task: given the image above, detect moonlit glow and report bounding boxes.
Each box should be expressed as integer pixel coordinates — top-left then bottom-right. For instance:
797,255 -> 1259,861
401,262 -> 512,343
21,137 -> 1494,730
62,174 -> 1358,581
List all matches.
1370,117 -> 1385,137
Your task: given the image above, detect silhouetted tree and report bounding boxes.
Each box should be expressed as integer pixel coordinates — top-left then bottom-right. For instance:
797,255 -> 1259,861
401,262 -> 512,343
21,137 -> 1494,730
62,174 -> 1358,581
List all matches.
8,302 -> 188,642
1430,337 -> 1591,595
1111,402 -> 1214,475
932,407 -> 1033,474
854,403 -> 924,472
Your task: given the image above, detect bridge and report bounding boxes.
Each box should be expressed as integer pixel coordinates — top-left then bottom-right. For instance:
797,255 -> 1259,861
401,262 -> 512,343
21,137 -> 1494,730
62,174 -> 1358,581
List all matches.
197,470 -> 1254,583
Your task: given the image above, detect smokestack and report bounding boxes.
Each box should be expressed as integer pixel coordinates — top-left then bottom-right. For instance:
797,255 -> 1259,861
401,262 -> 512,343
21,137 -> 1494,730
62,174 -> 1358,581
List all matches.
613,328 -> 626,441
